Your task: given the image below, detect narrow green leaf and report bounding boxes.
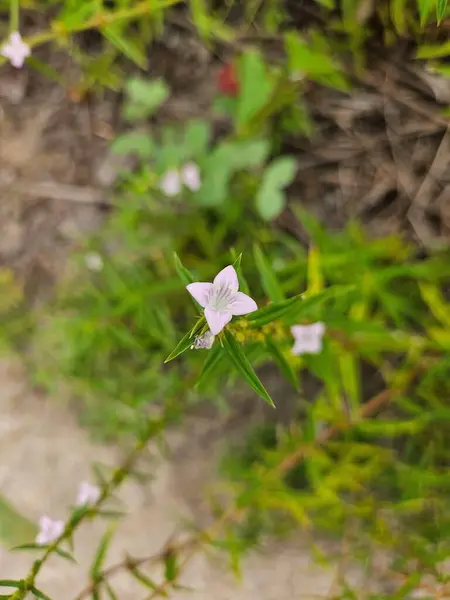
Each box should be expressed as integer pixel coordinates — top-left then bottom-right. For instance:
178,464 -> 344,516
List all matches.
106,583 -> 120,600
13,544 -> 76,565
164,550 -> 178,582
222,330 -> 275,407
253,244 -> 285,302
173,253 -> 195,285
31,587 -> 52,600
437,0 -> 447,22
232,253 -> 242,271
306,245 -> 323,297
231,250 -> 250,295
416,40 -> 450,58
265,337 -> 299,391
248,285 -> 355,327
0,580 -> 23,588
419,283 -> 450,327
195,343 -> 225,390
91,525 -> 116,579
130,565 -> 159,590
164,318 -> 205,363
101,25 -> 147,68
247,295 -> 303,326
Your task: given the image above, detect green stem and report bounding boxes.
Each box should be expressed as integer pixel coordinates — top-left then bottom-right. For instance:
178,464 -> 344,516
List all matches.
0,0 -> 182,65
10,0 -> 19,32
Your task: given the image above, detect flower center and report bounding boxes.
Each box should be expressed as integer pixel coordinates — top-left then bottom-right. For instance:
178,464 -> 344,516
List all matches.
208,284 -> 233,311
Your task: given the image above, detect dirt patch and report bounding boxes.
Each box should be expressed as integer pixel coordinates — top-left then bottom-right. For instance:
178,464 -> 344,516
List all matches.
0,356 -> 389,599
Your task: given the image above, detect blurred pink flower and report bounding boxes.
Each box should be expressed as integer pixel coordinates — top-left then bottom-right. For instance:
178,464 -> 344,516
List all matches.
291,322 -> 325,355
159,169 -> 181,196
186,265 -> 257,335
36,516 -> 64,545
1,31 -> 30,68
160,163 -> 201,196
76,481 -> 101,506
181,162 -> 201,191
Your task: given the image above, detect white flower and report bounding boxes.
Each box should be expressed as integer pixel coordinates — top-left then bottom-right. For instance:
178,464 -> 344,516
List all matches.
36,516 -> 65,545
191,330 -> 215,350
291,322 -> 325,355
186,265 -> 257,335
159,169 -> 181,196
76,481 -> 101,507
159,163 -> 201,196
1,31 -> 31,69
181,162 -> 201,191
85,252 -> 104,272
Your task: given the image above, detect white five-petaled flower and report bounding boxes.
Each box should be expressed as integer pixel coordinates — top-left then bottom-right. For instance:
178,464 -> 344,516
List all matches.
159,163 -> 201,196
76,481 -> 101,507
36,516 -> 65,546
291,322 -> 325,355
1,31 -> 31,69
186,265 -> 257,335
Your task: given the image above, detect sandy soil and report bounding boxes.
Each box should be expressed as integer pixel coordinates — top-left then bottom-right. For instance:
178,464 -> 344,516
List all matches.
0,356 -> 373,600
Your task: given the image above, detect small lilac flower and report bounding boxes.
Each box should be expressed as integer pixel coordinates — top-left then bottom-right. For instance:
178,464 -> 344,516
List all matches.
291,322 -> 325,355
181,162 -> 201,192
85,252 -> 103,272
36,516 -> 65,545
1,31 -> 31,69
76,481 -> 101,506
159,169 -> 181,196
186,265 -> 257,335
191,330 -> 215,350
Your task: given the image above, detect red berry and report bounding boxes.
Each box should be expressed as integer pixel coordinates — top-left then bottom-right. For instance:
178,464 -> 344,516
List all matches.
218,62 -> 239,96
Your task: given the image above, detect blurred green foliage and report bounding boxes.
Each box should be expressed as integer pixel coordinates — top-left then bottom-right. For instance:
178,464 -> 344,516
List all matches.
1,0 -> 450,598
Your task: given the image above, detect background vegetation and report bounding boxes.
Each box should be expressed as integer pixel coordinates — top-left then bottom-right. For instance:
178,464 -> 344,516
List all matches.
1,0 -> 450,598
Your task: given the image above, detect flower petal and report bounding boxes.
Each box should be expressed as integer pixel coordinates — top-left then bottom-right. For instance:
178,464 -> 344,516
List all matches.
204,308 -> 232,335
159,169 -> 181,196
38,516 -> 51,531
213,265 -> 239,294
181,162 -> 201,191
228,292 -> 257,316
186,282 -> 213,307
313,322 -> 326,337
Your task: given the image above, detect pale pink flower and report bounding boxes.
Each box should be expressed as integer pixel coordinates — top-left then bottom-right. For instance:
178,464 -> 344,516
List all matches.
159,169 -> 181,196
186,265 -> 257,335
36,516 -> 65,545
181,162 -> 201,191
291,322 -> 325,355
1,31 -> 31,69
76,481 -> 101,507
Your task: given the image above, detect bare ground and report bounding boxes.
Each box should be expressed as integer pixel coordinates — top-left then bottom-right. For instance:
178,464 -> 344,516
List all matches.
0,356 -> 375,599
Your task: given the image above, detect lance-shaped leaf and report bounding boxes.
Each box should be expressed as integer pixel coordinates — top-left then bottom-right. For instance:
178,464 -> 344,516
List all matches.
164,318 -> 205,363
222,330 -> 275,407
265,337 -> 299,391
253,244 -> 285,302
91,525 -> 116,582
